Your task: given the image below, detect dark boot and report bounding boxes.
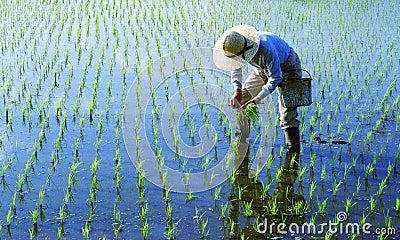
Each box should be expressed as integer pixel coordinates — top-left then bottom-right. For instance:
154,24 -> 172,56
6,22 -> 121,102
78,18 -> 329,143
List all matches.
284,127 -> 300,170
284,127 -> 301,153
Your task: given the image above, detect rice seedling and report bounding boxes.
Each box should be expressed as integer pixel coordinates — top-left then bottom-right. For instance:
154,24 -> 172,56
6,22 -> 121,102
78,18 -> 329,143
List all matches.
331,179 -> 342,197
376,177 -> 387,196
317,198 -> 327,214
82,223 -> 90,240
342,163 -> 351,182
6,208 -> 12,226
298,166 -> 306,182
213,186 -> 222,201
30,209 -> 39,226
320,164 -> 326,182
38,189 -> 45,208
266,154 -> 274,170
243,200 -> 253,217
364,163 -> 375,181
219,203 -> 229,219
345,197 -> 356,213
309,181 -> 316,200
244,102 -> 259,124
310,151 -> 316,168
200,217 -> 210,238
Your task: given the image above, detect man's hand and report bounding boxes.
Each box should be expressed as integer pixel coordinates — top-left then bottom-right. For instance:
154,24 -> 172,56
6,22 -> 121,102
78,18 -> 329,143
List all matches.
241,99 -> 255,109
229,89 -> 242,108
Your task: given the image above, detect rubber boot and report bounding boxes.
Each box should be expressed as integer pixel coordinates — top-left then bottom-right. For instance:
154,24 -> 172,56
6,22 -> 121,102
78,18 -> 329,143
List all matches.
284,127 -> 300,169
284,127 -> 301,153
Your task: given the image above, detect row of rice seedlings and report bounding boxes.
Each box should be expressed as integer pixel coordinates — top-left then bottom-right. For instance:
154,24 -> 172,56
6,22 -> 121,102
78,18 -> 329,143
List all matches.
193,207 -> 210,239
163,189 -> 176,239
82,153 -> 101,239
135,120 -> 150,240
56,135 -> 82,238
3,118 -> 52,237
112,111 -> 124,239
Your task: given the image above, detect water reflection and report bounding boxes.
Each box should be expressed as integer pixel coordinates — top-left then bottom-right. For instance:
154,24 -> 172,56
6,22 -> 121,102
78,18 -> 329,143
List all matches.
228,150 -> 306,239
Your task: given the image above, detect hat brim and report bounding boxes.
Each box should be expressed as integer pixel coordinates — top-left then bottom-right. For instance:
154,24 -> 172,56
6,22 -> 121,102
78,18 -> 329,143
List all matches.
213,25 -> 260,71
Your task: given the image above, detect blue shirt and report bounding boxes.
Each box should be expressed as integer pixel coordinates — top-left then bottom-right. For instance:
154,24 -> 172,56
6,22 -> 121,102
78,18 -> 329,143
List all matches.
231,31 -> 293,101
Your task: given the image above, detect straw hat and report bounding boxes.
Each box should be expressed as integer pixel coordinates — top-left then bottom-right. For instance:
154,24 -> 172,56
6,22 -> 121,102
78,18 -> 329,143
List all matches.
213,25 -> 260,71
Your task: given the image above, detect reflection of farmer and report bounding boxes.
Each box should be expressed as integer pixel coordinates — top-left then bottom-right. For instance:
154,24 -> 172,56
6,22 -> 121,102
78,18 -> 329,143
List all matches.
213,25 -> 302,164
228,149 -> 305,239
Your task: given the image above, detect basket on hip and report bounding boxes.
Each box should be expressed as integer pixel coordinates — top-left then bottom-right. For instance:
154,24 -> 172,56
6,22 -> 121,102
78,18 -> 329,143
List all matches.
277,69 -> 313,108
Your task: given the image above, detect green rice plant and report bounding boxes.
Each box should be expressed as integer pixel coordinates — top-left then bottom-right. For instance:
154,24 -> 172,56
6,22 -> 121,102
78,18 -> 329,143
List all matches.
6,208 -> 12,226
292,199 -> 307,215
201,218 -> 210,238
317,198 -> 327,214
63,188 -> 72,206
237,185 -> 247,201
261,181 -> 272,201
243,200 -> 253,217
38,189 -> 45,208
337,122 -> 343,136
384,209 -> 392,228
266,154 -> 274,170
366,131 -> 373,146
364,163 -> 374,181
309,115 -> 315,133
343,163 -> 351,181
244,103 -> 259,123
320,164 -> 326,182
82,223 -> 90,240
194,207 -> 206,225
10,192 -> 17,213
57,226 -> 63,240
267,199 -> 278,215
332,179 -> 342,197
140,204 -> 148,220
325,231 -> 332,239
345,197 -> 356,213
1,158 -> 12,178
58,206 -> 65,224
229,218 -> 236,236
359,211 -> 369,229
30,209 -> 38,225
17,173 -> 24,193
376,177 -> 387,196
142,219 -> 149,239
185,191 -> 198,202
220,203 -> 228,219
166,203 -> 173,222
310,151 -> 316,168
213,186 -> 222,201
279,146 -> 284,158
309,181 -> 316,199
202,155 -> 210,171
166,221 -> 176,240
113,208 -> 121,233
298,166 -> 306,182
386,163 -> 392,179
369,196 -> 375,212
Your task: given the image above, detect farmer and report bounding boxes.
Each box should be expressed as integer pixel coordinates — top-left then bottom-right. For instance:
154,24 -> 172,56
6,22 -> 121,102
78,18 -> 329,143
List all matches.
213,25 -> 302,164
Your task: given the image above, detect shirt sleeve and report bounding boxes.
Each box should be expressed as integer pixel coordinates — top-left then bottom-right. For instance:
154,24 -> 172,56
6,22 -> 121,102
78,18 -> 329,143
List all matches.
253,48 -> 283,103
263,49 -> 283,93
231,67 -> 243,90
